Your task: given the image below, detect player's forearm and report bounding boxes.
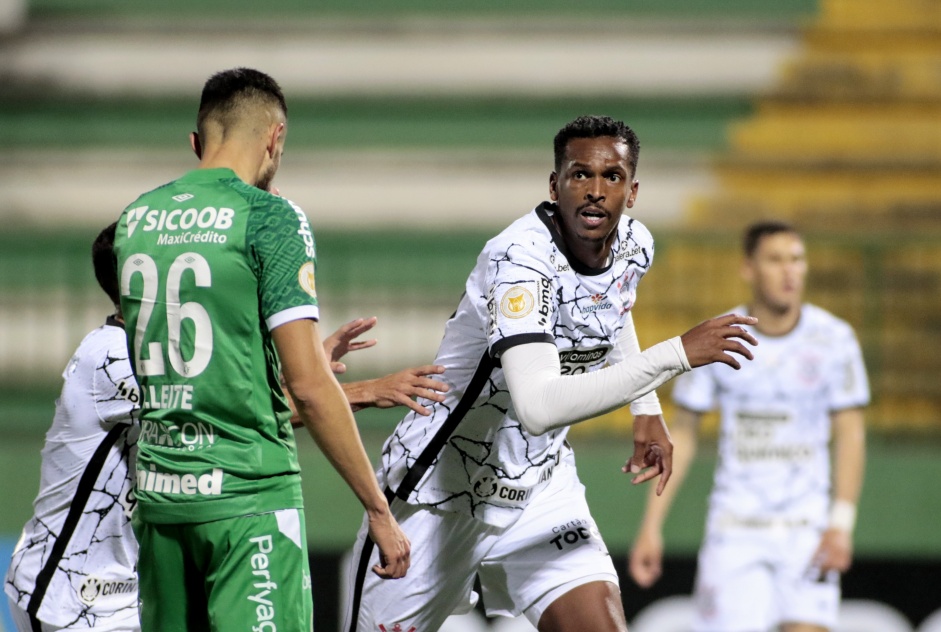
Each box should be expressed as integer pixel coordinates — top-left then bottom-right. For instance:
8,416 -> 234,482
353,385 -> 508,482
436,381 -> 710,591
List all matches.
502,339 -> 690,436
616,313 -> 664,418
292,379 -> 388,514
340,381 -> 373,413
830,407 -> 866,531
273,319 -> 388,514
639,410 -> 698,531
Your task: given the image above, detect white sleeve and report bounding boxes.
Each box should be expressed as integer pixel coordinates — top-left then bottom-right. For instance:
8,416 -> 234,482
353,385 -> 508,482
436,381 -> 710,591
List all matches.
613,313 -> 664,417
502,338 -> 690,436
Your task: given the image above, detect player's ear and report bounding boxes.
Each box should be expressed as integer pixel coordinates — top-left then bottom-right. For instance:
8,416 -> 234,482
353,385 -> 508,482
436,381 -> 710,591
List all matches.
549,172 -> 559,201
625,180 -> 639,208
190,132 -> 202,159
267,122 -> 285,157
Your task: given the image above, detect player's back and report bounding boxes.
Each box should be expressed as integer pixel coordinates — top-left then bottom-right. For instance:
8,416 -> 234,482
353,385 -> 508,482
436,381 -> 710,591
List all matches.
114,167 -> 315,525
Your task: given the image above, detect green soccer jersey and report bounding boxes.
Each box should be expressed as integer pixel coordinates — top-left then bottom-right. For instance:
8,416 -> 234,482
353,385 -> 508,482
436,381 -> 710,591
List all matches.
114,168 -> 320,524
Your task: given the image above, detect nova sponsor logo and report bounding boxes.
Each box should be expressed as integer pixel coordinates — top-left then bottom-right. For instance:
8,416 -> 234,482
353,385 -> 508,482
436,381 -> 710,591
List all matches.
126,206 -> 235,238
247,534 -> 280,632
78,576 -> 136,605
136,465 -> 223,496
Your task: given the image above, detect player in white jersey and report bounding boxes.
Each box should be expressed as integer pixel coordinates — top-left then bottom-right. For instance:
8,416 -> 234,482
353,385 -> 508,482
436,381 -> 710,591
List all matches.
343,115 -> 760,632
4,224 -> 447,632
5,224 -> 142,632
629,221 -> 869,632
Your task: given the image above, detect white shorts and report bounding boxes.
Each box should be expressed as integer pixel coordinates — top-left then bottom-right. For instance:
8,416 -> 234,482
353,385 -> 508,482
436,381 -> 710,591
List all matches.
692,523 -> 840,631
6,596 -> 140,632
341,457 -> 618,632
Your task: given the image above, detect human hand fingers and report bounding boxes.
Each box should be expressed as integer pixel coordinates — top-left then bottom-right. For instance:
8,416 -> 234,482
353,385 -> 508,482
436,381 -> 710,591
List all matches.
629,551 -> 662,588
370,529 -> 411,579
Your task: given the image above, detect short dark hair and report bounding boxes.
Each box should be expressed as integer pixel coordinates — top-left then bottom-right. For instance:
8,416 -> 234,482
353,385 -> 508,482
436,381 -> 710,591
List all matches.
92,222 -> 119,306
196,67 -> 288,138
553,115 -> 641,175
743,220 -> 801,257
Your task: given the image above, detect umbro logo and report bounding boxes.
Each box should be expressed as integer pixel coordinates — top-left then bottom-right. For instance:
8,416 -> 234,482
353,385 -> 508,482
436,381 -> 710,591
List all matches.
378,625 -> 416,632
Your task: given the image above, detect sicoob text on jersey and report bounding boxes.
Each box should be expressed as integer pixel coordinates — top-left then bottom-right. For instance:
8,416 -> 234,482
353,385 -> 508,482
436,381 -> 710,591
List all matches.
124,203 -> 235,246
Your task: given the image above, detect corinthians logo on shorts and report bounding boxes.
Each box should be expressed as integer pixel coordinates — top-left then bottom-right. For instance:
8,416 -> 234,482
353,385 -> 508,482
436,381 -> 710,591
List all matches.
473,475 -> 498,498
78,576 -> 136,605
500,286 -> 535,319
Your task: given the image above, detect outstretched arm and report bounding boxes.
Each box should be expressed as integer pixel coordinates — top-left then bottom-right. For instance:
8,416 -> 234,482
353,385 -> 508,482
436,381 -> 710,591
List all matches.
628,407 -> 701,588
501,313 -> 757,437
342,365 -> 449,415
273,319 -> 410,579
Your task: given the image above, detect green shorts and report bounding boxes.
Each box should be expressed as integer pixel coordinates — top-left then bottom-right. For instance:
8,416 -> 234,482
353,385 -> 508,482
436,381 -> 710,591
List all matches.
134,508 -> 312,631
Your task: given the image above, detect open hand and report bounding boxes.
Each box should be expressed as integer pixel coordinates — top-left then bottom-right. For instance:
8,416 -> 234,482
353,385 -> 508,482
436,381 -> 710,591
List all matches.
680,313 -> 759,370
322,317 -> 379,374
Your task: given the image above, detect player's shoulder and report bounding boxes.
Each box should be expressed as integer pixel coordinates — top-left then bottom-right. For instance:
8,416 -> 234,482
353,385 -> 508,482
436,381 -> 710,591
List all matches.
65,321 -> 130,380
620,214 -> 654,248
484,204 -> 553,257
801,304 -> 858,339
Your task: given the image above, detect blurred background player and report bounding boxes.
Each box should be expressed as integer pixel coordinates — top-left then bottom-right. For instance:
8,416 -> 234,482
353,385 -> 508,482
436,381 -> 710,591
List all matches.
344,115 -> 759,632
4,217 -> 446,632
629,220 -> 869,632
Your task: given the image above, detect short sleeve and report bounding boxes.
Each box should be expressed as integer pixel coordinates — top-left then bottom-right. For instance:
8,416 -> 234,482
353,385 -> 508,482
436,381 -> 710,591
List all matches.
486,240 -> 556,358
827,326 -> 870,411
671,365 -> 717,413
92,338 -> 139,429
248,198 -> 320,331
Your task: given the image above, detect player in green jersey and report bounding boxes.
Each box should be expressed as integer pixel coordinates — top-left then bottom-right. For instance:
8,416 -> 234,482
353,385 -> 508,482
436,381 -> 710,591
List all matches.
115,67 -> 410,630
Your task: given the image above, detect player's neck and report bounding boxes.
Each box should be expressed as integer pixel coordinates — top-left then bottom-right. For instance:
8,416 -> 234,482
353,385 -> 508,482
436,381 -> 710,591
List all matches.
551,215 -> 614,269
748,301 -> 801,337
196,144 -> 264,187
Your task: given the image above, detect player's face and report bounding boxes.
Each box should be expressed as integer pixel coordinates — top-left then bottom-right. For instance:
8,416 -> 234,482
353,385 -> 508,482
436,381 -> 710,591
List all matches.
549,136 -> 638,264
744,232 -> 807,312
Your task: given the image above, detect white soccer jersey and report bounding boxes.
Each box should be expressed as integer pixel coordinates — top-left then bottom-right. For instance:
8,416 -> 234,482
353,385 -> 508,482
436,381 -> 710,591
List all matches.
672,304 -> 869,528
381,203 -> 655,527
5,319 -> 141,629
